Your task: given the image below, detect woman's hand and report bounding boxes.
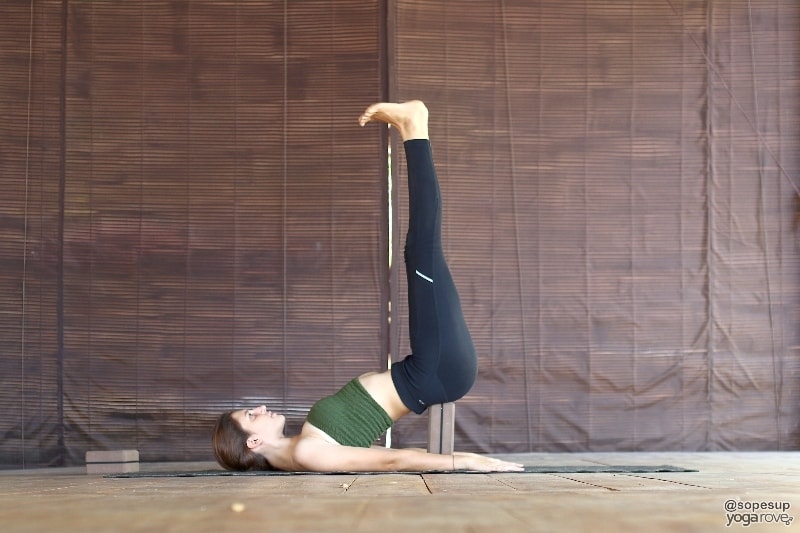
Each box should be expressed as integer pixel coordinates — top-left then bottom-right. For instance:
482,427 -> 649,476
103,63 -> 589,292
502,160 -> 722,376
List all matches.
453,452 -> 525,472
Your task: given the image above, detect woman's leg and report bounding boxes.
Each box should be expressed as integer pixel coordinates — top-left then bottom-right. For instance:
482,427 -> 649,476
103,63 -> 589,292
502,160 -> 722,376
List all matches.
360,102 -> 477,415
393,138 -> 478,414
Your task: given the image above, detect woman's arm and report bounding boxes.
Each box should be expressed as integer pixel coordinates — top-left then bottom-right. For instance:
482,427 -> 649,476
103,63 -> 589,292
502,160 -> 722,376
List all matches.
294,437 -> 523,472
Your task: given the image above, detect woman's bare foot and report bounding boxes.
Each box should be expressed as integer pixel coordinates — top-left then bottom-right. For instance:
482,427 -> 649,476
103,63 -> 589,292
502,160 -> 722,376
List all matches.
358,100 -> 429,141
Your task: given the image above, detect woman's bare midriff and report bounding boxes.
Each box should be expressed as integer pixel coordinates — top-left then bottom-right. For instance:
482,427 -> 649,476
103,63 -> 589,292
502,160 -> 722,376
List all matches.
357,371 -> 412,421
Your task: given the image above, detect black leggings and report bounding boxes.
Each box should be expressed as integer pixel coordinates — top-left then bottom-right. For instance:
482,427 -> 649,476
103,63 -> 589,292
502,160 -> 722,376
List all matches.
390,139 -> 477,415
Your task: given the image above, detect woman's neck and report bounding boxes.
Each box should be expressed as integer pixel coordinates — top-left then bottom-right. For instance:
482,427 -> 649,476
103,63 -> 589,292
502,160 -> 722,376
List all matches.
260,434 -> 303,471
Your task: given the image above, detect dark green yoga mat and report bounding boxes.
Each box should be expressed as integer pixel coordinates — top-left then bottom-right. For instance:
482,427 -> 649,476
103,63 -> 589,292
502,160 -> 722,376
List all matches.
107,465 -> 696,478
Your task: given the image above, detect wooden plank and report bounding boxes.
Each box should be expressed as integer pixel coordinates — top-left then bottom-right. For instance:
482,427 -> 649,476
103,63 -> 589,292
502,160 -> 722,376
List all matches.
422,472 -> 652,494
421,473 -> 522,495
1,453 -> 799,533
535,473 -> 705,492
344,474 -> 431,496
354,496 -> 528,532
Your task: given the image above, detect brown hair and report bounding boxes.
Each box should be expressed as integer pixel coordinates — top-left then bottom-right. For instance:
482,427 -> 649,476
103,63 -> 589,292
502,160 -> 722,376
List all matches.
212,411 -> 274,471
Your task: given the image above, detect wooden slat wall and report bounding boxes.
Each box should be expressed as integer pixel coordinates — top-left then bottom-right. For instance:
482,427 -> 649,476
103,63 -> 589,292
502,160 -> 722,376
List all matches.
1,0 -> 386,467
0,0 -> 64,467
390,0 -> 800,452
1,0 -> 798,468
706,0 -> 800,448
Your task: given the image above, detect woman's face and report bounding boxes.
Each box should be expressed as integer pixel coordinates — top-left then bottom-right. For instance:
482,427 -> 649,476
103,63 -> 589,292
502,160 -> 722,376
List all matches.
233,405 -> 286,440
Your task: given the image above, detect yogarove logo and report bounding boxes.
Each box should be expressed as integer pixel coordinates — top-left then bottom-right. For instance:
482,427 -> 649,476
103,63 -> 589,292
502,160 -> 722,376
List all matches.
724,499 -> 794,527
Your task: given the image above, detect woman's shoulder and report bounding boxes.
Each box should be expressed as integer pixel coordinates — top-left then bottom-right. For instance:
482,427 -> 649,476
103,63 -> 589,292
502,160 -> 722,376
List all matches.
290,428 -> 346,471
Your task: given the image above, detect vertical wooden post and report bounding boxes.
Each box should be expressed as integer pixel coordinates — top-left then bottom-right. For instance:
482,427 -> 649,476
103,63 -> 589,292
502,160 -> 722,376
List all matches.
427,402 -> 455,455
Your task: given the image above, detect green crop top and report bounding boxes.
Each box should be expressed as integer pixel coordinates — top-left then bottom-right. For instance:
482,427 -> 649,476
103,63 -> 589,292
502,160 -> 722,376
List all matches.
306,378 -> 394,448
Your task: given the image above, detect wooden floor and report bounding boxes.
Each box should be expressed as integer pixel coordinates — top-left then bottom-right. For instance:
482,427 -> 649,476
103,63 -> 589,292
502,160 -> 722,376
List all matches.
1,452 -> 798,532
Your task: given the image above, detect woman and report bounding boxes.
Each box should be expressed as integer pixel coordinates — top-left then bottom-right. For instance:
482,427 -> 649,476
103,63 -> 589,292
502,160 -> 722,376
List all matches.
212,101 -> 523,473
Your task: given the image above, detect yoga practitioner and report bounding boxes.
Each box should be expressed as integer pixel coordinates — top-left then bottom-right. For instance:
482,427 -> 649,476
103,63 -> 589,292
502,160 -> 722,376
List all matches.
212,101 -> 523,473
